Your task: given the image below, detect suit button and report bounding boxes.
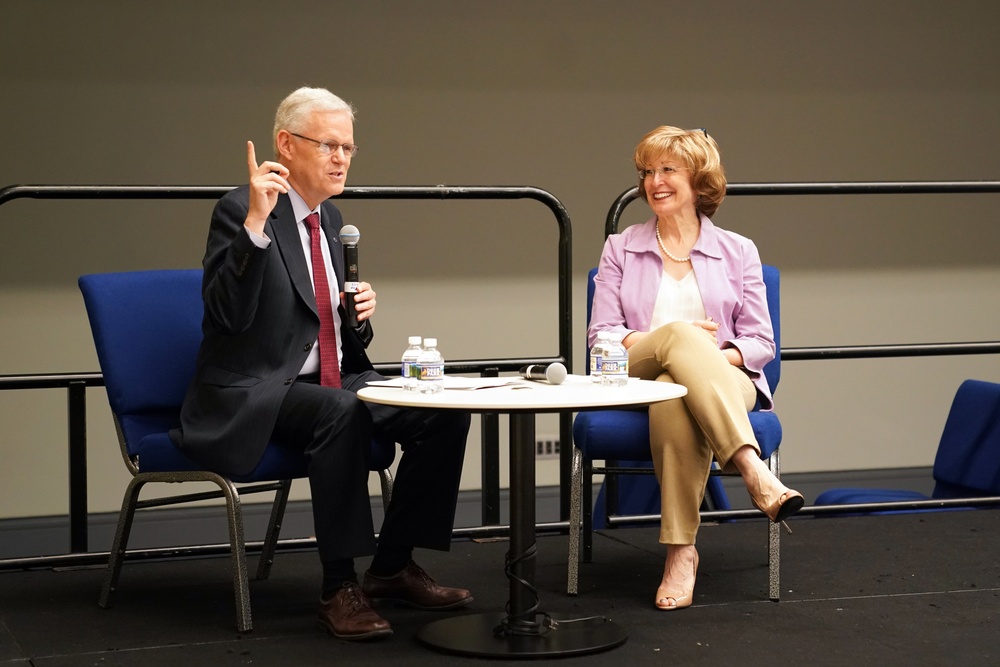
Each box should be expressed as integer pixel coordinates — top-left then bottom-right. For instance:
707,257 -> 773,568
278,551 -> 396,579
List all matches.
284,378 -> 293,385
304,343 -> 313,351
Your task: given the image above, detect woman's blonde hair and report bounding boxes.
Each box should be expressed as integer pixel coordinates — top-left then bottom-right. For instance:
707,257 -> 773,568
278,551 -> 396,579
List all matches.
633,126 -> 726,217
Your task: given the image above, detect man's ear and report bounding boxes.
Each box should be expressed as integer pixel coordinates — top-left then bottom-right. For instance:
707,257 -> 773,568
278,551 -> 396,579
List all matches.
275,129 -> 293,160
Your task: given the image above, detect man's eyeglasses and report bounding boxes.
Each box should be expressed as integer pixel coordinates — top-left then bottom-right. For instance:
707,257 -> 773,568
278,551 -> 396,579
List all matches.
289,132 -> 359,158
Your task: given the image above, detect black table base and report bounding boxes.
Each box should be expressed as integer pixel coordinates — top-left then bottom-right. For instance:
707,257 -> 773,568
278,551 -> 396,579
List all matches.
417,413 -> 628,658
416,613 -> 628,659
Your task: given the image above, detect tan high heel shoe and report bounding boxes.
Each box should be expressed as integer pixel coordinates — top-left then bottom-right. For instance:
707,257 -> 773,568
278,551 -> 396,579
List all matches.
748,469 -> 805,523
655,550 -> 699,611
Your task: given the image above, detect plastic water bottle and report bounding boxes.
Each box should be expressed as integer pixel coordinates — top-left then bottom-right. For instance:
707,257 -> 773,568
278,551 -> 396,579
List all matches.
590,331 -> 609,383
601,332 -> 629,387
400,336 -> 422,391
416,337 -> 445,394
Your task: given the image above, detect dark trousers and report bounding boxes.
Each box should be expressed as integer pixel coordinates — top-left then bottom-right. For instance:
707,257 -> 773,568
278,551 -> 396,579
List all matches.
271,370 -> 470,562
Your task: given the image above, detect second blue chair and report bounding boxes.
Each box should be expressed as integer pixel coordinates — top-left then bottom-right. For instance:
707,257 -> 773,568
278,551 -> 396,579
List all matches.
568,264 -> 785,600
815,379 -> 1000,509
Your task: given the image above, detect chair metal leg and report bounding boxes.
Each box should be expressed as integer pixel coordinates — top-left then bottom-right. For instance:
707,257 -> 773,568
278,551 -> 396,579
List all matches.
99,476 -> 147,608
582,457 -> 595,563
220,479 -> 253,633
767,451 -> 782,602
378,468 -> 394,506
567,448 -> 583,595
767,516 -> 780,601
604,463 -> 620,527
256,480 -> 292,581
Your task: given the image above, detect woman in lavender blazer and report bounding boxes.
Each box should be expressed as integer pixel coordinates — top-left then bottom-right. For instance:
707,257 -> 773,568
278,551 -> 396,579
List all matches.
589,126 -> 804,611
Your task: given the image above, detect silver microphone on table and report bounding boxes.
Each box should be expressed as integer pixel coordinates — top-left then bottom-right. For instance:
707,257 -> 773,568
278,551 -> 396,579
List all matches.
519,362 -> 567,385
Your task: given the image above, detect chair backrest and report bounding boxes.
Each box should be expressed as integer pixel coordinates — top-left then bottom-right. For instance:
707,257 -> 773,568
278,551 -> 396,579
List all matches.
586,264 -> 781,400
932,379 -> 1000,498
79,269 -> 203,455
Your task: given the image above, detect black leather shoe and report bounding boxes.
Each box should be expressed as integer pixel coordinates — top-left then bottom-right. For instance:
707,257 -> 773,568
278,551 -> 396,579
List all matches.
317,582 -> 393,641
363,560 -> 473,610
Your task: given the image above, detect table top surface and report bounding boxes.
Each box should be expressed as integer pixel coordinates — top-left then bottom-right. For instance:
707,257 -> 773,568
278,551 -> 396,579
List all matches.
357,374 -> 686,412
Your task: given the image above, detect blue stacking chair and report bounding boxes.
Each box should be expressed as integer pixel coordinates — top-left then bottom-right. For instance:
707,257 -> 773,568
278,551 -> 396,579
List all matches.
815,379 -> 1000,508
79,269 -> 396,632
568,265 -> 785,600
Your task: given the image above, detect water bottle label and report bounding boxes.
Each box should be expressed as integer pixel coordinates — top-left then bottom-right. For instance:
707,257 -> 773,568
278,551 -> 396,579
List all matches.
602,359 -> 627,375
590,354 -> 602,374
401,361 -> 411,377
420,364 -> 444,381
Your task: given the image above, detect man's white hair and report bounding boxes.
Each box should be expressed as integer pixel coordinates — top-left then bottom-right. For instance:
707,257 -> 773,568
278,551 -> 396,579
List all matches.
273,87 -> 356,156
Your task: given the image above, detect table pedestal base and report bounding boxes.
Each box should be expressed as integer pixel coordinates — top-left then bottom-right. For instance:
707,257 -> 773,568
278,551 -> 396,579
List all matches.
416,613 -> 628,658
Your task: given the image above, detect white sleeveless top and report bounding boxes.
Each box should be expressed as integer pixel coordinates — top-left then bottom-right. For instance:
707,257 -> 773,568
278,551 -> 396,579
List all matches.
649,269 -> 707,330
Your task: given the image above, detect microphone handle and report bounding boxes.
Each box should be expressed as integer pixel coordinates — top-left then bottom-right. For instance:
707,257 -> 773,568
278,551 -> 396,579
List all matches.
520,362 -> 567,385
343,244 -> 360,327
521,364 -> 547,380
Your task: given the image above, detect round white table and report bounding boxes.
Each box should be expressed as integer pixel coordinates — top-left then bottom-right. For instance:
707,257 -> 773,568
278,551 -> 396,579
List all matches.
358,374 -> 686,659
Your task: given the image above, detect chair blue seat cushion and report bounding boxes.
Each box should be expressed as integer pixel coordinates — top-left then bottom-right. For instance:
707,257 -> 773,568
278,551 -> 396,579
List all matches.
134,431 -> 396,483
750,411 -> 782,460
574,408 -> 782,461
814,487 -> 929,505
574,409 -> 651,460
135,433 -> 308,482
812,487 -> 953,516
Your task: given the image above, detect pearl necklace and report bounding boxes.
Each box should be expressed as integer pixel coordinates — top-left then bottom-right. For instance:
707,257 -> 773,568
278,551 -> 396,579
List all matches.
655,223 -> 691,263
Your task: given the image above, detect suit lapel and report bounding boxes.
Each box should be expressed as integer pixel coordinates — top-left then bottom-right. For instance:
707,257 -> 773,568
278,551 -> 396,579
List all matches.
270,195 -> 318,316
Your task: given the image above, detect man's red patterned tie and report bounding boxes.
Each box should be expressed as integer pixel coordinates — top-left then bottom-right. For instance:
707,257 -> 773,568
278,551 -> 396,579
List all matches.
305,213 -> 342,388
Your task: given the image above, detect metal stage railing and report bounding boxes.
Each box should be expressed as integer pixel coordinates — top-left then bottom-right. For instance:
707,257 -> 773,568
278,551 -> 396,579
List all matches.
1,180 -> 999,570
605,180 -> 1000,238
0,183 -> 573,570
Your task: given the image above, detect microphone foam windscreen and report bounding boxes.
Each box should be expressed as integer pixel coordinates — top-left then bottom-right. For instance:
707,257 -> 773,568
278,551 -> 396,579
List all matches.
546,362 -> 567,385
339,225 -> 360,245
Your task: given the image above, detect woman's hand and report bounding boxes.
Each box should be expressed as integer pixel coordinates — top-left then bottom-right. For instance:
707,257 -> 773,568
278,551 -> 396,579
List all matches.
692,318 -> 743,366
722,346 -> 745,367
691,317 -> 719,343
622,330 -> 646,349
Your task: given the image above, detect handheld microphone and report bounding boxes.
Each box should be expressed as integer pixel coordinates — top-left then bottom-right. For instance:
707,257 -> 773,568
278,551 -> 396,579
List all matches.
339,225 -> 360,327
519,362 -> 567,385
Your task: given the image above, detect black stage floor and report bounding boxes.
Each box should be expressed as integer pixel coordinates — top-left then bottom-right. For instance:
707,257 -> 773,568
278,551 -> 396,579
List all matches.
2,509 -> 998,666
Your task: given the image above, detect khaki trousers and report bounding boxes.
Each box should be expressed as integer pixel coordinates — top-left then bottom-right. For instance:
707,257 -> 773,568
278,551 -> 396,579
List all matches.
627,322 -> 758,545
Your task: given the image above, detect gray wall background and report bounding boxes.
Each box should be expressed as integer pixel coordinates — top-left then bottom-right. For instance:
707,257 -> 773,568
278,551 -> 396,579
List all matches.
2,1 -> 998,520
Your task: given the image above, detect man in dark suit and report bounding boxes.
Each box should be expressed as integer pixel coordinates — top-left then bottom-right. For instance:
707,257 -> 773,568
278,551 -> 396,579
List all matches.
173,87 -> 472,641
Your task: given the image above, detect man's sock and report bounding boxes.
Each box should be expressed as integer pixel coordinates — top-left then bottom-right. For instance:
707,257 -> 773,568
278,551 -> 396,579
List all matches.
367,545 -> 412,577
321,558 -> 357,599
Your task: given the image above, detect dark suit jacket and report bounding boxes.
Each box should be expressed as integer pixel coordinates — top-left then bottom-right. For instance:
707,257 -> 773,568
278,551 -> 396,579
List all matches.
173,186 -> 374,475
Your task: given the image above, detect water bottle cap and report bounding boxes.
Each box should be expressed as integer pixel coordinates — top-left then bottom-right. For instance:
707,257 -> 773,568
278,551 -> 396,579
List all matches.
408,336 -> 422,345
424,337 -> 438,347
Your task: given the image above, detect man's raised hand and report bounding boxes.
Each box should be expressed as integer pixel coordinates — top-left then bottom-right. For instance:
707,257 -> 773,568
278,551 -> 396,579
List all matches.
244,140 -> 290,235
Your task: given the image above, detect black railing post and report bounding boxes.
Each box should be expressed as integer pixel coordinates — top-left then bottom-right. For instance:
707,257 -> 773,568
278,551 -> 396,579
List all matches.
480,367 -> 502,526
67,380 -> 88,553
